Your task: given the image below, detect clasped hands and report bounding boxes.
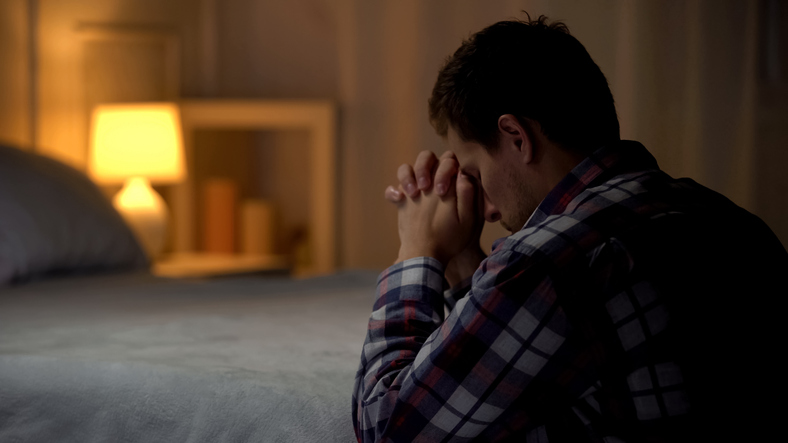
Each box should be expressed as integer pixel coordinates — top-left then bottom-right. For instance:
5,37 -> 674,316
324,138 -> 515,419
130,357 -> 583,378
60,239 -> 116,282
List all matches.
385,151 -> 486,286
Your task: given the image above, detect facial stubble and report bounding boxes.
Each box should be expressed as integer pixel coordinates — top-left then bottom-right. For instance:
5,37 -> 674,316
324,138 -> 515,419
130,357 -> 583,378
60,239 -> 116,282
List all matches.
500,167 -> 541,234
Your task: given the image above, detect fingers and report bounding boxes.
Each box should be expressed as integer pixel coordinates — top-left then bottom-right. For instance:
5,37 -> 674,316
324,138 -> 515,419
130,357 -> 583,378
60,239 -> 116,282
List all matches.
397,163 -> 419,198
455,172 -> 477,226
413,151 -> 439,191
384,185 -> 404,203
397,150 -> 458,199
434,151 -> 459,196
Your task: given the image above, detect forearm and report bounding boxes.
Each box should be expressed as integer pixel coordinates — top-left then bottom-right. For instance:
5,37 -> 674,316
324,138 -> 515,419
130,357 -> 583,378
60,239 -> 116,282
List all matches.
353,257 -> 446,441
353,247 -> 569,442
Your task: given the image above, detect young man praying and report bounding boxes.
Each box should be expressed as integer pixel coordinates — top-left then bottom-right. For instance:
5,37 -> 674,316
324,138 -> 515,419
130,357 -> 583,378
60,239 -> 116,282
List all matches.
353,15 -> 786,442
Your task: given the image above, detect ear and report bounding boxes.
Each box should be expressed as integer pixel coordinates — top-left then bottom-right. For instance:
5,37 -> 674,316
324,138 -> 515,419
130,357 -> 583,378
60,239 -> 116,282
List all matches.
497,114 -> 534,163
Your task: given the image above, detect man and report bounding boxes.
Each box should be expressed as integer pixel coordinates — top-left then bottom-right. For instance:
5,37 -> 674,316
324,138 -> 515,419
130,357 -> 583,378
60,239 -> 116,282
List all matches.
353,15 -> 786,442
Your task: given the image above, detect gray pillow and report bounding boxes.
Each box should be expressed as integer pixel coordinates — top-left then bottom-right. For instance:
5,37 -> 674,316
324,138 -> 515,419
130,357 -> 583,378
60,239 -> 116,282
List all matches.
0,144 -> 148,284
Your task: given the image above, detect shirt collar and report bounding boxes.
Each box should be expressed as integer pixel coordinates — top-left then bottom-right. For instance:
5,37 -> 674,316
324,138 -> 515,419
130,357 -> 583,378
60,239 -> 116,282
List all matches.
523,140 -> 659,229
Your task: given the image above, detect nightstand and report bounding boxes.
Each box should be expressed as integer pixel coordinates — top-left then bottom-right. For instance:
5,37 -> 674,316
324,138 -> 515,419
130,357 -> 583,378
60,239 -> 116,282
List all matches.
153,252 -> 290,278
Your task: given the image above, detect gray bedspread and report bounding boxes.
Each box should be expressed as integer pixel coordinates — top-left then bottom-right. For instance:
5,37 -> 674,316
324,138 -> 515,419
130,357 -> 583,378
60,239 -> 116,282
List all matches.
0,271 -> 379,442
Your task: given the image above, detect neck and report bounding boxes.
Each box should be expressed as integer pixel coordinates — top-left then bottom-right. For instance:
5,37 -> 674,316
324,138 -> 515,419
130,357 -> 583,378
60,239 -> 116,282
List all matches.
531,143 -> 586,202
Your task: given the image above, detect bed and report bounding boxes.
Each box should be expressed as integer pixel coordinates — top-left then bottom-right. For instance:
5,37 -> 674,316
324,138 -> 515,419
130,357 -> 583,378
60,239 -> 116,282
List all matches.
0,144 -> 373,442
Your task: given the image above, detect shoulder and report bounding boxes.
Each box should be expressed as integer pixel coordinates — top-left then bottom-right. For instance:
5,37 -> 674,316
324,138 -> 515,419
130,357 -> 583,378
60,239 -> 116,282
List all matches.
482,166 -> 786,294
496,169 -> 670,262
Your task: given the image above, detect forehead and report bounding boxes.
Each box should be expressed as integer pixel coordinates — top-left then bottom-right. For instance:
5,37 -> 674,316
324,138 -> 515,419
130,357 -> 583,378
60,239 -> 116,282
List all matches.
446,126 -> 467,150
446,127 -> 485,166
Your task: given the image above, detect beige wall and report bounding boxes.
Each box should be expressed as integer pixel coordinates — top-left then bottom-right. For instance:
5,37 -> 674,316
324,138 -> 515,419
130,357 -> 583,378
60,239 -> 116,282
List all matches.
0,0 -> 32,148
34,0 -> 203,168
215,0 -> 339,99
3,0 -> 786,270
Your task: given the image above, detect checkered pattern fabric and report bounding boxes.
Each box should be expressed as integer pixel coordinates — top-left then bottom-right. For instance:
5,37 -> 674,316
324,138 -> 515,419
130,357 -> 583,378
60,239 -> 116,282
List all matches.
352,141 -> 787,442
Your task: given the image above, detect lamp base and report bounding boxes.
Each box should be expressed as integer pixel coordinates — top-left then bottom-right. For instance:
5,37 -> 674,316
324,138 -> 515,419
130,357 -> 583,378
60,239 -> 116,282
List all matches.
113,177 -> 168,259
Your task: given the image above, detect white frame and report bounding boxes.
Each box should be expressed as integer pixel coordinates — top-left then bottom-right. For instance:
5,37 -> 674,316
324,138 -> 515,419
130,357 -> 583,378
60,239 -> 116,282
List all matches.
171,100 -> 337,276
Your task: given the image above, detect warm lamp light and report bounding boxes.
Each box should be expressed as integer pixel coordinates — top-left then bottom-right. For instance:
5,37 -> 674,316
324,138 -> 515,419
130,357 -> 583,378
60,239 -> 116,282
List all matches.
89,103 -> 186,259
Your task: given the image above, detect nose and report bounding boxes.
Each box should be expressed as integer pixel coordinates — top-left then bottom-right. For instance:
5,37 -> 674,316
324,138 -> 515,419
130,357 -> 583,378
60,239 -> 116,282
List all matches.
482,191 -> 501,223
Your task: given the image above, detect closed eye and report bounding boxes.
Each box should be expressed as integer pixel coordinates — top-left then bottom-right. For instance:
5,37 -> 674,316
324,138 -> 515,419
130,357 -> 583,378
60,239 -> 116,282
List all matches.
467,173 -> 482,189
460,168 -> 480,181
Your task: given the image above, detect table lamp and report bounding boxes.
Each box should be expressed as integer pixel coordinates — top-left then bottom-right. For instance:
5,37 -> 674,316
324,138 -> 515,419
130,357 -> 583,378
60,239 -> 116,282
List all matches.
88,102 -> 186,259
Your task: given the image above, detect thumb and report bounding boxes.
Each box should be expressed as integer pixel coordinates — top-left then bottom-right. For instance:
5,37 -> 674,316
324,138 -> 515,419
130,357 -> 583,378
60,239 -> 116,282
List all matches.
456,172 -> 476,226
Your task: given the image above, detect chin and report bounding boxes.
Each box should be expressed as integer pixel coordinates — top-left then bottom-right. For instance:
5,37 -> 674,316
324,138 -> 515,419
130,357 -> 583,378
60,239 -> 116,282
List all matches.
501,214 -> 529,233
500,220 -> 516,234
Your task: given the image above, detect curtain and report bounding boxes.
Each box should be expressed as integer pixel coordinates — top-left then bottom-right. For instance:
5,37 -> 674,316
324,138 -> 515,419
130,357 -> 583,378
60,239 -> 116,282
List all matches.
335,0 -> 766,268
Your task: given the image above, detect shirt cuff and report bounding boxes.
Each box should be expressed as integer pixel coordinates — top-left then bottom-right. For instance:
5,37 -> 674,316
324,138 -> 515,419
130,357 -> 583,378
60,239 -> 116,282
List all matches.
374,256 -> 446,312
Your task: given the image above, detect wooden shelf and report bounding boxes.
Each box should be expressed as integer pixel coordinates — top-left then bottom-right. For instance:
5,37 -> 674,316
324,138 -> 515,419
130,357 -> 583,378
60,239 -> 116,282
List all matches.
170,100 -> 337,277
153,252 -> 290,278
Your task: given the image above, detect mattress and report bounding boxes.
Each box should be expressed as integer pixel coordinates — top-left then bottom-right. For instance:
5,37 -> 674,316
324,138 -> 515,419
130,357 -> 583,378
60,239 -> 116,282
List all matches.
0,270 -> 378,442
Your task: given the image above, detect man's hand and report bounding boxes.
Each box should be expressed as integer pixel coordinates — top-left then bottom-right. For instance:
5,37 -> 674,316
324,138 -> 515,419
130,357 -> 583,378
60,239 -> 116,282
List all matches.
385,151 -> 486,284
386,150 -> 459,200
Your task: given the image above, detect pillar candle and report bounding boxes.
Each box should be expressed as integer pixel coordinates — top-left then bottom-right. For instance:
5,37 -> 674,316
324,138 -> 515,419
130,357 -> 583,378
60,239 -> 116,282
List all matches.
203,178 -> 237,254
240,199 -> 277,255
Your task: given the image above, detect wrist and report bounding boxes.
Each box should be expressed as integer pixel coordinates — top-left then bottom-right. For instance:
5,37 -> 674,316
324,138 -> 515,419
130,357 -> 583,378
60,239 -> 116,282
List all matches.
444,245 -> 486,288
396,244 -> 449,267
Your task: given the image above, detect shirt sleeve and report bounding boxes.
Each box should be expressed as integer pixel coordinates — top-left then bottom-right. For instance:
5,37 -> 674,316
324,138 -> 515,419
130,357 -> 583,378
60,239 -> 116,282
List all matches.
352,249 -> 574,442
444,274 -> 472,311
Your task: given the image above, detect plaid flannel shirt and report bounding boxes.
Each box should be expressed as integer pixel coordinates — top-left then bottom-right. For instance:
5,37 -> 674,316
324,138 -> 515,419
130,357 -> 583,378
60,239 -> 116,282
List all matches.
352,141 -> 787,442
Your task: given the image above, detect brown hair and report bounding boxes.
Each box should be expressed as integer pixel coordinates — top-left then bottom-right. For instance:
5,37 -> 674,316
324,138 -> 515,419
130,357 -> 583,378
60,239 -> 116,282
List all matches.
428,13 -> 620,153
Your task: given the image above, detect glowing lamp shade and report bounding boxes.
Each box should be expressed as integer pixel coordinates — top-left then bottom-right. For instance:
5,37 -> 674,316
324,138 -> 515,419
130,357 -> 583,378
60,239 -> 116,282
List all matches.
89,103 -> 185,184
88,103 -> 186,259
